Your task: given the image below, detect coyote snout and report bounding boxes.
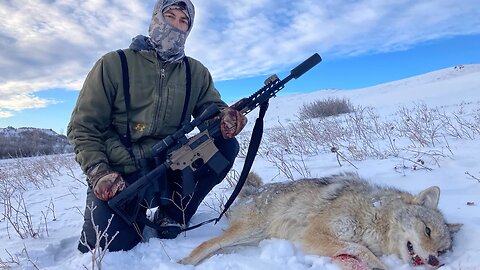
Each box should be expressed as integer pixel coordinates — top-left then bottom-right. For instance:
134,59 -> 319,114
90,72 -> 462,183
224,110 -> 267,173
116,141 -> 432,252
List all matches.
181,172 -> 462,269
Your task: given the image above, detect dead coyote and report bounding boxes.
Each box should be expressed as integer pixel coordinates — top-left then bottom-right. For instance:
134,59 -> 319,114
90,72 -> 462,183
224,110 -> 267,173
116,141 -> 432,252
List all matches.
180,172 -> 461,269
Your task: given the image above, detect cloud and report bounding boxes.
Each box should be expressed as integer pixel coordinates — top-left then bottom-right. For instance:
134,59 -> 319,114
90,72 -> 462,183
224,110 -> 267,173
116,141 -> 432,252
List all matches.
1,0 -> 479,116
0,93 -> 58,110
0,0 -> 150,116
188,0 -> 480,80
0,111 -> 14,119
0,92 -> 59,118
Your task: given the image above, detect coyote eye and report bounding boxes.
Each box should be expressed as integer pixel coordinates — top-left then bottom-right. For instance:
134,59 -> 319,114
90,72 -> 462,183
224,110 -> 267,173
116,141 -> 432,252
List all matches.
425,226 -> 431,237
438,249 -> 447,256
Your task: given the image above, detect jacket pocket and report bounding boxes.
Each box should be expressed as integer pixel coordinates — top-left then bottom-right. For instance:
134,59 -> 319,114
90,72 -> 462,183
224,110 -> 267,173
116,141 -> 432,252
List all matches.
105,134 -> 134,172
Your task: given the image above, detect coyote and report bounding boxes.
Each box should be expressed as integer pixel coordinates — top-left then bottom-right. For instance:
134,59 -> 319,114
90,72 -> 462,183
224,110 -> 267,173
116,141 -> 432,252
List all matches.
180,172 -> 461,269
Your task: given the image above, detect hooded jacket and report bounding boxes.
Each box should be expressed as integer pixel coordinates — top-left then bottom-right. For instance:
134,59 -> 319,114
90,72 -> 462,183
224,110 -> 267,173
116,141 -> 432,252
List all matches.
67,49 -> 227,174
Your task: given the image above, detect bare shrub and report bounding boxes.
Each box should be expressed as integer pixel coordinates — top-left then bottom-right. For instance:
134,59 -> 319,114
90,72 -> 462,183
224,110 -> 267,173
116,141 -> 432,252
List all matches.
474,107 -> 480,134
465,171 -> 480,183
79,204 -> 119,270
0,246 -> 42,269
259,142 -> 311,180
224,168 -> 239,188
1,192 -> 53,239
259,101 -> 479,178
202,192 -> 228,216
235,133 -> 251,159
343,106 -> 389,159
202,169 -> 241,217
157,182 -> 197,228
396,103 -> 445,147
0,154 -> 79,243
299,97 -> 354,119
330,146 -> 358,169
286,119 -> 325,155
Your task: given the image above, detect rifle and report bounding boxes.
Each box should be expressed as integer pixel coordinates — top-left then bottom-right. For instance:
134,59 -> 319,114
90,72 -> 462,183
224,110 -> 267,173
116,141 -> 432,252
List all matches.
108,53 -> 322,227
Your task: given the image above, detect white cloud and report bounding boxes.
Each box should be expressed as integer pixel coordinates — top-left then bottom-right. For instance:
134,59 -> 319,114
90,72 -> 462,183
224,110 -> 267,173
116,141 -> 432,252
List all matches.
0,111 -> 14,119
1,0 -> 479,115
188,0 -> 480,80
0,0 -> 150,115
0,93 -> 58,112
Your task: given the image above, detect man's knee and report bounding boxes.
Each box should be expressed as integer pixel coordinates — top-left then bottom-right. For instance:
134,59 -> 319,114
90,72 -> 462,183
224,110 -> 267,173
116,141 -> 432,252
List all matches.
78,190 -> 144,252
78,223 -> 142,253
216,137 -> 239,164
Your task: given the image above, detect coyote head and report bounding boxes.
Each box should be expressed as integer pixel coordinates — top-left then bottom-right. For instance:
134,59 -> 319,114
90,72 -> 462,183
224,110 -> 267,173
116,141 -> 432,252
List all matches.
391,186 -> 462,267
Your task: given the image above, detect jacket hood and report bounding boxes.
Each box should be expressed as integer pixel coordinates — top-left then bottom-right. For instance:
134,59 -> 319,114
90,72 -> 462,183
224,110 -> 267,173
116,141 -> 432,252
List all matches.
131,0 -> 195,63
152,0 -> 195,30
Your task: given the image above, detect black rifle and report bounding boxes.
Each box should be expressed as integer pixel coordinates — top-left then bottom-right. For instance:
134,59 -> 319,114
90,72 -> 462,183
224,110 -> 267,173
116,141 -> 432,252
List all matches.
108,53 -> 322,227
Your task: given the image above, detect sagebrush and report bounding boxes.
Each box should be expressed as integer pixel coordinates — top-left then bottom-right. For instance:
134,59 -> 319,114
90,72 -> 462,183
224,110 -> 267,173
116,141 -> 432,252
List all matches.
299,97 -> 354,119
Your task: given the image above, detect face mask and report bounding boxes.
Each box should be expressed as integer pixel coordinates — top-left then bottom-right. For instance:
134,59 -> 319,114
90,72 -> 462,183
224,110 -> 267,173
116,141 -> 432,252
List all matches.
148,0 -> 195,62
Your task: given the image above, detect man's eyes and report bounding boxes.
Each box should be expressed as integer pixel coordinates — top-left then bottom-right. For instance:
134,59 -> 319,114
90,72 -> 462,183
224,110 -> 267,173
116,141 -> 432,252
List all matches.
164,12 -> 188,25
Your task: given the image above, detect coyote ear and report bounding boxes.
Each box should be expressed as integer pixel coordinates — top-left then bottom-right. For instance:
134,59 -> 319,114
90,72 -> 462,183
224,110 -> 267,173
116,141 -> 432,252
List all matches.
447,223 -> 463,234
414,186 -> 440,209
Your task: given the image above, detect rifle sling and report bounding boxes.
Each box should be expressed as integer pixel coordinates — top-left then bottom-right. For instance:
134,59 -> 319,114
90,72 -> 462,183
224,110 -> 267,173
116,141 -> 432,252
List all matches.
215,101 -> 268,222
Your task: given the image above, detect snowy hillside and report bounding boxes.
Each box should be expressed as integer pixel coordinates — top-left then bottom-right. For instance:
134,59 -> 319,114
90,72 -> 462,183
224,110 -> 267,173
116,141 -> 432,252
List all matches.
260,64 -> 480,128
1,65 -> 480,270
0,127 -> 60,137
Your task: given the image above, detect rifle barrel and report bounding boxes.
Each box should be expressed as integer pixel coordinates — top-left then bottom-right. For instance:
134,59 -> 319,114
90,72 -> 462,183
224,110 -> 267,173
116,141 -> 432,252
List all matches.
291,53 -> 322,79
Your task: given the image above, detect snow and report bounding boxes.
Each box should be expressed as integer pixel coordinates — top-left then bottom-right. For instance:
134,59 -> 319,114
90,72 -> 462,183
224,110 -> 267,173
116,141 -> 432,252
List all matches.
1,64 -> 480,270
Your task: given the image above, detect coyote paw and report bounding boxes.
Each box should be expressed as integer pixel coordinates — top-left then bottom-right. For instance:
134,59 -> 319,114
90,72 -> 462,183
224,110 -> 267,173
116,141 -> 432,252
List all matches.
333,254 -> 370,270
178,257 -> 195,266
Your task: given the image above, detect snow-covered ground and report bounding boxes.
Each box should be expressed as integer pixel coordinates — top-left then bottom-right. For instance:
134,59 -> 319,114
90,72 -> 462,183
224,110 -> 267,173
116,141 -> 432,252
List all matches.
1,64 -> 479,269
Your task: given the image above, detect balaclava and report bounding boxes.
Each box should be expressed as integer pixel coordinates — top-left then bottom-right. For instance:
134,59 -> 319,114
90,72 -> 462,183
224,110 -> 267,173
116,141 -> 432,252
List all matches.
148,0 -> 195,62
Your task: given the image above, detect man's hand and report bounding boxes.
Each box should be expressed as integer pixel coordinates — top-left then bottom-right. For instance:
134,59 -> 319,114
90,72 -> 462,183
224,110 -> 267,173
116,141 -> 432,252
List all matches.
219,108 -> 247,139
87,163 -> 125,201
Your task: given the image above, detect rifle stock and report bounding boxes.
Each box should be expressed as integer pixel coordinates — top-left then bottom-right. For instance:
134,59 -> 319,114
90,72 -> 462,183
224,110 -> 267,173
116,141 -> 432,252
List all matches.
108,53 -> 322,225
108,163 -> 169,224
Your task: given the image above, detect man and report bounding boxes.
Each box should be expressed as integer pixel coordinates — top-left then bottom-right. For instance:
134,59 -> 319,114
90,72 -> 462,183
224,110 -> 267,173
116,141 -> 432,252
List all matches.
68,0 -> 246,252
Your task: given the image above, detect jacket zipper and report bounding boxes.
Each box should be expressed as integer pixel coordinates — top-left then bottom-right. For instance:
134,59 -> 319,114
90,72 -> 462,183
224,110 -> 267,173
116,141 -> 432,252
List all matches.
151,55 -> 165,134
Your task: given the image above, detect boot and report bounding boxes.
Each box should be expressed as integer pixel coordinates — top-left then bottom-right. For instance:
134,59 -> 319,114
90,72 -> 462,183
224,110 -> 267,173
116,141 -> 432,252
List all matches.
153,209 -> 184,239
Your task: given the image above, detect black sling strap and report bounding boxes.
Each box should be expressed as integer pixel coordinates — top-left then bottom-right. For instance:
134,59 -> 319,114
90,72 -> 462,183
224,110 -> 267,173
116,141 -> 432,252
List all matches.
115,50 -> 192,157
116,50 -> 135,159
181,57 -> 192,124
215,101 -> 268,222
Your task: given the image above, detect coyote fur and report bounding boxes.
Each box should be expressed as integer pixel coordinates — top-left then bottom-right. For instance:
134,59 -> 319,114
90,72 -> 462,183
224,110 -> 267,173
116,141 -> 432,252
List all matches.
180,172 -> 461,269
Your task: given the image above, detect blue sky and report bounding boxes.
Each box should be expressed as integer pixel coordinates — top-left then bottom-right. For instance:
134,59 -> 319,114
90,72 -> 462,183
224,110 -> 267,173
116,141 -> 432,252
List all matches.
1,0 -> 480,134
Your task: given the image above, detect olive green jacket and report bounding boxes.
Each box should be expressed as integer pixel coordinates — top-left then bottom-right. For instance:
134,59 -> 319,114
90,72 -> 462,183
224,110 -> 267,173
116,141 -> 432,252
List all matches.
67,49 -> 227,174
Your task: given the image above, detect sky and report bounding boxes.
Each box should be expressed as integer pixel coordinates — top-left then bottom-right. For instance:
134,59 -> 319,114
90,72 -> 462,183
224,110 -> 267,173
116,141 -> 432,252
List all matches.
1,64 -> 480,269
1,0 -> 480,134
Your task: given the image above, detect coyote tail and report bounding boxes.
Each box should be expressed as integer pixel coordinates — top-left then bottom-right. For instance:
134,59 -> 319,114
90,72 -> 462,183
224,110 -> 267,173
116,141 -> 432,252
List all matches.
239,172 -> 263,198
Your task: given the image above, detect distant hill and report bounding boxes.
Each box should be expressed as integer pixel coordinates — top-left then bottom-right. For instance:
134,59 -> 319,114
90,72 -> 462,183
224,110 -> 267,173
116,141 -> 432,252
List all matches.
0,126 -> 72,159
